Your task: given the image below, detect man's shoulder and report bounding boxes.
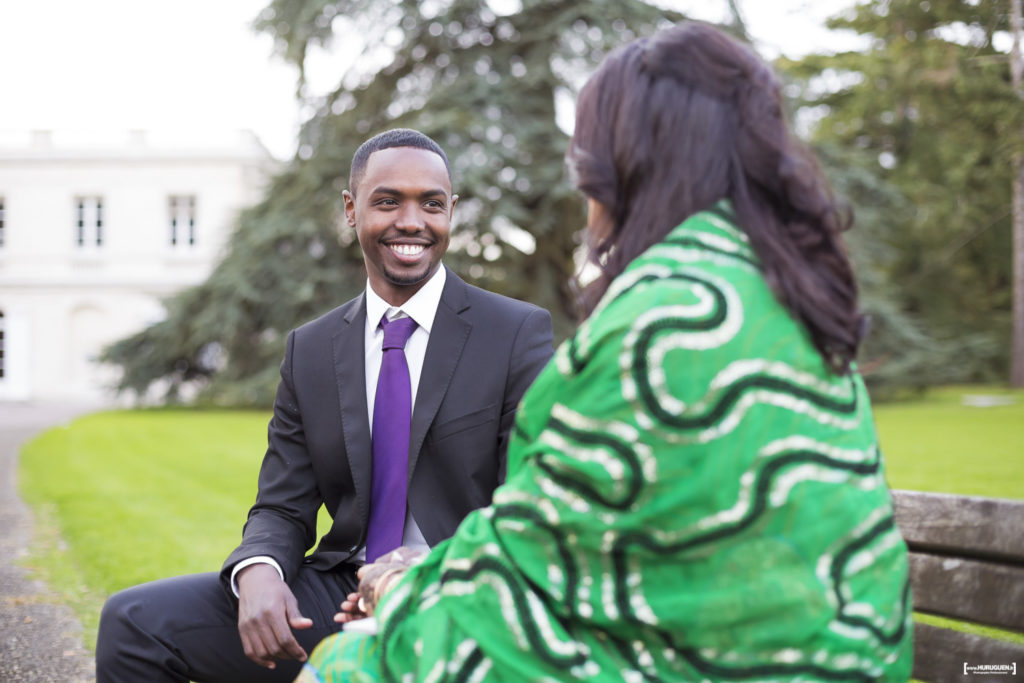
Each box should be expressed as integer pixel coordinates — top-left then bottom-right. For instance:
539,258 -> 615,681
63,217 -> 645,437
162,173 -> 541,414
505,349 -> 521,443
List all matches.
468,284 -> 544,313
292,292 -> 364,338
447,272 -> 547,320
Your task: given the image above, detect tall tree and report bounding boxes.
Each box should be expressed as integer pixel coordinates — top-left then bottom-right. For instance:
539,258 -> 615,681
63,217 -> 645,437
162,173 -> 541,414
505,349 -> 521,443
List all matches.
102,0 -> 689,405
782,0 -> 1021,384
1011,0 -> 1024,386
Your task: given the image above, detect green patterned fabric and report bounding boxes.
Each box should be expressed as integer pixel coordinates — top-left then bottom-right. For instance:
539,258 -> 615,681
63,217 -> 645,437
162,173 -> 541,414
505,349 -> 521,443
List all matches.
300,205 -> 913,682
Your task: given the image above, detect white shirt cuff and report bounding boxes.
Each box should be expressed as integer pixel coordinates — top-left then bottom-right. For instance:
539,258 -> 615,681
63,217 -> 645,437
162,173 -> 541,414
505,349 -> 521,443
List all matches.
229,556 -> 284,597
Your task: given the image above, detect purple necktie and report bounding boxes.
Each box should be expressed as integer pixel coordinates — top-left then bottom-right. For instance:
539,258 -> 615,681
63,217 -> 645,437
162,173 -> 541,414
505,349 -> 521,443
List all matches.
366,314 -> 418,562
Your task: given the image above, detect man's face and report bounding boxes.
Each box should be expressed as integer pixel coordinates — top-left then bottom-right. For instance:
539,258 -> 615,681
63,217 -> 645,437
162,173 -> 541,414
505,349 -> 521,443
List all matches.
343,147 -> 456,306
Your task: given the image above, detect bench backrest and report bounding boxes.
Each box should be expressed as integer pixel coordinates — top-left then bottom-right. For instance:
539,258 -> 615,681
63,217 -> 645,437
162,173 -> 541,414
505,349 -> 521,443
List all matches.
891,489 -> 1024,682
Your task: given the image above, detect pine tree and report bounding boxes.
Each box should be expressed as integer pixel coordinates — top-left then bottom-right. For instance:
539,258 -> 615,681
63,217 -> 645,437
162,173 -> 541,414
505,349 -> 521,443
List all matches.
102,0 -> 688,405
815,143 -> 964,395
782,0 -> 1021,384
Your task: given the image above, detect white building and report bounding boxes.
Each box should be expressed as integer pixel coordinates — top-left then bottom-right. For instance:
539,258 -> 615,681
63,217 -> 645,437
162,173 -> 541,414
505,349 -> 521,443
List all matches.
0,129 -> 273,403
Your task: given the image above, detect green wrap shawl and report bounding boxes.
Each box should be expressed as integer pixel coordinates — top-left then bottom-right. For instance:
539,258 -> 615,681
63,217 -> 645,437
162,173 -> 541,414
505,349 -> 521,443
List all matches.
299,205 -> 913,682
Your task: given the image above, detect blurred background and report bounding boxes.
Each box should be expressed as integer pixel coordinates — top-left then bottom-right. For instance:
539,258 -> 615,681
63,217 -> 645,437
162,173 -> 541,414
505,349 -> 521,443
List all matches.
4,2 -> 1022,669
0,0 -> 1021,406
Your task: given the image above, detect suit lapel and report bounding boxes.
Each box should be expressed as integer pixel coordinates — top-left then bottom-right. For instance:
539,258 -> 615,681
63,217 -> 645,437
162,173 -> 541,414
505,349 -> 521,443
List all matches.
333,295 -> 372,525
408,270 -> 471,480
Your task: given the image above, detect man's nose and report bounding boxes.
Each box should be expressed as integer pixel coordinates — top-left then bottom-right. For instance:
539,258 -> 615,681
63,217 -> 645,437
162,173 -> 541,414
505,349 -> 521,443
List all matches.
394,204 -> 425,231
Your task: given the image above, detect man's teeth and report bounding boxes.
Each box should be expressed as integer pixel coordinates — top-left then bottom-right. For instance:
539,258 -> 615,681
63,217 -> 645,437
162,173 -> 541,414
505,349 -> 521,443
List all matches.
391,244 -> 425,256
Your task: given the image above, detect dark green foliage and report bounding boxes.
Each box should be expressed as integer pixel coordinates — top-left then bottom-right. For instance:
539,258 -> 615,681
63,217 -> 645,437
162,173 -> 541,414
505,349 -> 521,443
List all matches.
815,143 -> 970,396
783,0 -> 1020,385
107,0 -> 993,404
102,0 -> 686,405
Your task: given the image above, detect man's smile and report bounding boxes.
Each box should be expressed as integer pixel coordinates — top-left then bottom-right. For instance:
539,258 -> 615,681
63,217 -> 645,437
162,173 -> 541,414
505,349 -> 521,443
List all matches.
388,242 -> 427,258
382,235 -> 435,267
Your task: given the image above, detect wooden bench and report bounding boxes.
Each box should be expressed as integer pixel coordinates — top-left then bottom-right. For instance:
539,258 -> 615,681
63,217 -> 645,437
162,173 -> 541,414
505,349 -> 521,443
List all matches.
892,490 -> 1024,682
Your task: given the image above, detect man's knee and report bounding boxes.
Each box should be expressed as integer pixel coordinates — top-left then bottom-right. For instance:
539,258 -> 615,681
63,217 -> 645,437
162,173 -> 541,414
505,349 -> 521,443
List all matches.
97,581 -> 167,666
99,584 -> 143,639
97,574 -> 230,682
96,584 -> 157,680
100,573 -> 227,641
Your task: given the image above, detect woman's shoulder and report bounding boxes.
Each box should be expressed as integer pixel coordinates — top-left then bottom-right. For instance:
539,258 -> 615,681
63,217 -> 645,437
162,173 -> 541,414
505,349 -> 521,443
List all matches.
569,204 -> 825,383
630,203 -> 758,282
591,205 -> 767,327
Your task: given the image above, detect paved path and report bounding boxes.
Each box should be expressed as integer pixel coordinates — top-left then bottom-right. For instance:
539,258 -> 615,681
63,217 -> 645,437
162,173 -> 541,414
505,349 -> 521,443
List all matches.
0,401 -> 106,682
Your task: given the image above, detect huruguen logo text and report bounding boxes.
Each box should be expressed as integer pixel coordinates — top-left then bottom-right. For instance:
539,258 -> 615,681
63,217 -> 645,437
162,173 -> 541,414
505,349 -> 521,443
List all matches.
964,662 -> 1017,676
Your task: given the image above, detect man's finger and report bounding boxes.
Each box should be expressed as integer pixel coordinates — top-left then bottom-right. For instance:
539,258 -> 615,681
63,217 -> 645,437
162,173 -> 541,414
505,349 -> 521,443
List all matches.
290,615 -> 314,630
272,599 -> 309,660
242,628 -> 277,669
266,618 -> 306,662
286,595 -> 314,629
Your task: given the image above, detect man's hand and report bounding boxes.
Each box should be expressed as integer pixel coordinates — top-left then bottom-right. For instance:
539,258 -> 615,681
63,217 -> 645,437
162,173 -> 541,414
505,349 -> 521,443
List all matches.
237,563 -> 313,669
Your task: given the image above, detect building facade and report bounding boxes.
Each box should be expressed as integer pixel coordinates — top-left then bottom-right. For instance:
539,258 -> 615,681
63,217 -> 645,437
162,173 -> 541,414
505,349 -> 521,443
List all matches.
0,130 -> 272,402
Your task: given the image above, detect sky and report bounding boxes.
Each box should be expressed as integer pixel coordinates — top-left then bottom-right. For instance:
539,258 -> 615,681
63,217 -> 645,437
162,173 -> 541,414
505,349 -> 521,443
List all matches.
0,0 -> 863,161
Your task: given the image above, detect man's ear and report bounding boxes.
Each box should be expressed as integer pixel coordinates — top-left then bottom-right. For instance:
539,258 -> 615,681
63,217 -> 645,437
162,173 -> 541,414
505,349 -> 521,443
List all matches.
450,193 -> 459,217
342,190 -> 357,227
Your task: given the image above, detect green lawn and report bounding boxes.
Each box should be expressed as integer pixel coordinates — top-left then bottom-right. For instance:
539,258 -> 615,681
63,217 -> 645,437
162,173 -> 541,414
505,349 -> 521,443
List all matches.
18,409 -> 273,642
17,386 -> 1024,651
873,386 -> 1024,499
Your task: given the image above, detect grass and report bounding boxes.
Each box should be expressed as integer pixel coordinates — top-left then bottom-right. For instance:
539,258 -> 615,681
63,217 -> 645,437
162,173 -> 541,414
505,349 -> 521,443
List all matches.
18,409 -> 273,642
16,385 -> 1024,653
874,385 -> 1024,499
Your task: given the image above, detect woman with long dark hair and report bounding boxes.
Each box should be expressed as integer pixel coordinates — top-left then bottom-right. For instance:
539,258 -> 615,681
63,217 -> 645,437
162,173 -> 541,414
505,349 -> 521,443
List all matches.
299,22 -> 912,682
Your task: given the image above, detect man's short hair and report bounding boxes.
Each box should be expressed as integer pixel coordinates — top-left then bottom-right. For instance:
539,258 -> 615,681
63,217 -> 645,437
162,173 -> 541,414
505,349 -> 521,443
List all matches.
349,128 -> 452,196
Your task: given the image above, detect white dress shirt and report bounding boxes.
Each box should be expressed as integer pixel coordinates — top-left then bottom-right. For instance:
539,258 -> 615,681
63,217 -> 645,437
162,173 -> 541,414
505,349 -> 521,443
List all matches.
231,267 -> 447,593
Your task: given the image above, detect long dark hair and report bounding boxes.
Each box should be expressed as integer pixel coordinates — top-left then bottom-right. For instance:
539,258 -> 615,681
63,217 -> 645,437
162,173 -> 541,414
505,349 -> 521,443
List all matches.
568,22 -> 864,375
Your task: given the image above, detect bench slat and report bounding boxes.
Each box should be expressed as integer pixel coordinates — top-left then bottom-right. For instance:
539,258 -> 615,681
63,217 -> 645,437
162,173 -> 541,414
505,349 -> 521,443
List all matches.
892,490 -> 1024,564
912,623 -> 1024,683
908,552 -> 1024,631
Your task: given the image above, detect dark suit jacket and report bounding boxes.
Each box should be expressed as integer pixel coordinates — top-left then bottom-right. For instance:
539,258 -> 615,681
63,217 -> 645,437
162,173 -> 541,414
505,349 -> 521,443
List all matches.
222,268 -> 553,585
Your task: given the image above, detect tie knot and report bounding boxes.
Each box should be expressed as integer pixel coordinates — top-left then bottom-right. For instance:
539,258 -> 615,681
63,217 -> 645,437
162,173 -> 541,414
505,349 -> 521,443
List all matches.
380,315 -> 418,350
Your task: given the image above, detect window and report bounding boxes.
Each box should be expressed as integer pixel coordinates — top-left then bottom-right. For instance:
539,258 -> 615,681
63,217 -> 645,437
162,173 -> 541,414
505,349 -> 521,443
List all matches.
169,195 -> 196,247
75,196 -> 104,247
0,197 -> 5,247
0,310 -> 5,379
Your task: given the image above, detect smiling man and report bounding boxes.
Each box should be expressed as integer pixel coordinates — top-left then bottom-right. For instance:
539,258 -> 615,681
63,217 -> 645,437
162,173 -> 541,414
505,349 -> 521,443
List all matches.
345,142 -> 453,299
96,129 -> 554,683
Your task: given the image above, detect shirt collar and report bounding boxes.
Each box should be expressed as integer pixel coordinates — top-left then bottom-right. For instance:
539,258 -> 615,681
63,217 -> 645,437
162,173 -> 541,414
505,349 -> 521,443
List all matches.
364,265 -> 447,335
